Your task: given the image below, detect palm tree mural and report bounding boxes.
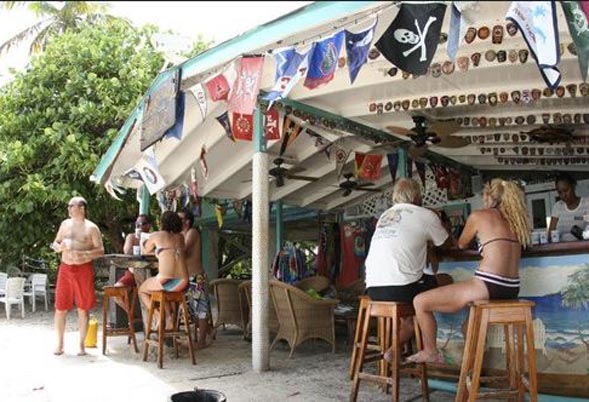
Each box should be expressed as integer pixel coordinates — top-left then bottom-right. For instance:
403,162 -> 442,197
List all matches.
561,265 -> 589,351
0,1 -> 129,55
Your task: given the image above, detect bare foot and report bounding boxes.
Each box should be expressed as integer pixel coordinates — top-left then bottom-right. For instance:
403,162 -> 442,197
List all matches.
383,348 -> 393,363
406,350 -> 443,365
77,350 -> 88,356
53,349 -> 64,356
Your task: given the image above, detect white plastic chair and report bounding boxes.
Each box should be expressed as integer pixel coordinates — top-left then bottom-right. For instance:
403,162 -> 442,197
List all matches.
0,277 -> 26,319
0,272 -> 7,298
23,274 -> 49,312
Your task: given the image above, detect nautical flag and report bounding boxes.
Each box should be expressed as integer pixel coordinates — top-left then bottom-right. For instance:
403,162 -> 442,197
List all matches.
304,31 -> 345,89
199,146 -> 208,179
205,73 -> 231,102
264,107 -> 280,140
345,20 -> 377,84
386,152 -> 399,182
135,155 -> 166,195
215,111 -> 235,142
354,153 -> 383,181
265,47 -> 310,102
227,56 -> 265,115
506,1 -> 561,90
189,83 -> 207,119
163,91 -> 185,141
334,144 -> 351,178
562,1 -> 589,82
232,113 -> 253,141
447,2 -> 468,61
123,167 -> 144,182
375,2 -> 447,76
279,115 -> 303,156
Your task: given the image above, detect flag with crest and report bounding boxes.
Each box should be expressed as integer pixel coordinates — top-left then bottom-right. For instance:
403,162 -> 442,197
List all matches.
375,2 -> 447,76
232,113 -> 253,141
279,115 -> 303,156
265,107 -> 280,140
345,20 -> 377,84
265,47 -> 310,102
334,144 -> 350,178
205,73 -> 231,102
227,56 -> 265,115
135,154 -> 166,195
304,31 -> 345,89
562,1 -> 589,82
189,83 -> 207,119
506,1 -> 561,89
354,153 -> 383,181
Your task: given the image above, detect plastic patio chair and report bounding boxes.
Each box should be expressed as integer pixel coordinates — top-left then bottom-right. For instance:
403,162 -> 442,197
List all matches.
23,273 -> 49,312
0,272 -> 7,298
0,277 -> 26,319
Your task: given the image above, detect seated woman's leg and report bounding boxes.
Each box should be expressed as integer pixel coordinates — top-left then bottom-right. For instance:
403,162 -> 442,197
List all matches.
139,277 -> 164,330
409,278 -> 488,363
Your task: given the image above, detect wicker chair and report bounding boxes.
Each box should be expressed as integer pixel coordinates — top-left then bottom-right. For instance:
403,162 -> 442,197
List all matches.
209,278 -> 244,331
269,280 -> 339,358
238,280 -> 279,340
293,275 -> 331,293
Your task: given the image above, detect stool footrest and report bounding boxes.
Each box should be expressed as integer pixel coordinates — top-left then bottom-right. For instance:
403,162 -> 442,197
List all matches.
105,329 -> 135,336
358,372 -> 393,386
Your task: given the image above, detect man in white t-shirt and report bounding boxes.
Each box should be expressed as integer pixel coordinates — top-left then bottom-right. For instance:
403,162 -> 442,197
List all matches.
365,178 -> 449,348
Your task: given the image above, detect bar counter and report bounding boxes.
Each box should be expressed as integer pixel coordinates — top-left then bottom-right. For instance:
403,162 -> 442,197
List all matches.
435,240 -> 589,398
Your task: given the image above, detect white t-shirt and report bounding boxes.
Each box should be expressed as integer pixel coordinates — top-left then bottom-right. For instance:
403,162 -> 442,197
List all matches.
365,203 -> 449,287
551,197 -> 589,241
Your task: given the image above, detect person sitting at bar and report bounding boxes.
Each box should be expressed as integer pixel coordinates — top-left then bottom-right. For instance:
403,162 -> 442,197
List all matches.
548,172 -> 589,242
409,179 -> 531,364
114,214 -> 153,288
138,211 -> 189,329
364,178 -> 449,358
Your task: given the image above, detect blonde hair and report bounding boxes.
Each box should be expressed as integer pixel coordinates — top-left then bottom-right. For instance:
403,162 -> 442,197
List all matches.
392,178 -> 422,204
483,179 -> 531,247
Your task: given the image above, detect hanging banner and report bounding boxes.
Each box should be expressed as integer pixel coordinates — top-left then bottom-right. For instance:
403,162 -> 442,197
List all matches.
135,155 -> 166,195
354,152 -> 383,181
375,2 -> 447,76
386,152 -> 399,182
215,203 -> 225,228
447,2 -> 464,61
264,107 -> 281,140
199,146 -> 208,180
205,73 -> 231,102
334,144 -> 351,178
562,1 -> 589,82
279,115 -> 303,156
189,83 -> 207,119
232,113 -> 253,141
227,56 -> 265,115
304,31 -> 345,89
215,111 -> 235,142
265,47 -> 310,102
105,180 -> 125,201
506,1 -> 561,90
345,20 -> 377,84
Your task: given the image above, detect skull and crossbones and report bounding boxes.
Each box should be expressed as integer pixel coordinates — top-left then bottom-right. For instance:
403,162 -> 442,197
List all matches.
393,16 -> 437,61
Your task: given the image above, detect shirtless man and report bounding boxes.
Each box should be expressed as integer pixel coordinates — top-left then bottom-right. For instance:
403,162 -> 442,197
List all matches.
51,196 -> 105,356
178,209 -> 212,348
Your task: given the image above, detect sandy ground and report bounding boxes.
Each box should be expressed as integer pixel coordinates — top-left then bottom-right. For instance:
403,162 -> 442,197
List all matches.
0,297 -> 455,402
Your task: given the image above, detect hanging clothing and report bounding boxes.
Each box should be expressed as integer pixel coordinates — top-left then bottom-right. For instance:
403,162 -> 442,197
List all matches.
338,219 -> 376,287
272,244 -> 311,284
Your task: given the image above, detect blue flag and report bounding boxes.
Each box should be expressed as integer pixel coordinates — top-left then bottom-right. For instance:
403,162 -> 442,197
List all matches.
163,91 -> 185,141
446,2 -> 462,61
304,31 -> 345,90
345,20 -> 377,84
265,47 -> 310,102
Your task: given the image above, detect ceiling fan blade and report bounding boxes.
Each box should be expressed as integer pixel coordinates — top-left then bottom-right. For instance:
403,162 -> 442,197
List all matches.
409,143 -> 428,159
287,166 -> 306,175
429,120 -> 461,137
356,182 -> 375,188
435,135 -> 470,148
286,174 -> 319,182
359,188 -> 382,193
386,126 -> 416,136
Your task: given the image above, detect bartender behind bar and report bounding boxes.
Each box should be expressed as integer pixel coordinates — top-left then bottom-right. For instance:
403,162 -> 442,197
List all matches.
548,172 -> 589,242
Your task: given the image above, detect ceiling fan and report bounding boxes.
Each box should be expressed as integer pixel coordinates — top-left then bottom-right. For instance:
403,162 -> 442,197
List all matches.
261,158 -> 319,187
387,115 -> 467,158
338,173 -> 382,197
524,125 -> 574,144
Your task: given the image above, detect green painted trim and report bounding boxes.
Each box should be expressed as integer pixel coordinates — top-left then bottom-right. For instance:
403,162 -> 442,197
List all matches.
275,201 -> 283,251
253,107 -> 266,153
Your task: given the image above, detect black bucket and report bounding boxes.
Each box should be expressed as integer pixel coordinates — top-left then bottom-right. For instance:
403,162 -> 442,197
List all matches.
170,389 -> 227,402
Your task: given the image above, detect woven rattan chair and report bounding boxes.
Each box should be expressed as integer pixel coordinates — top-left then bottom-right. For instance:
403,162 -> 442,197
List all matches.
209,278 -> 244,331
269,280 -> 339,358
238,280 -> 279,340
293,275 -> 331,293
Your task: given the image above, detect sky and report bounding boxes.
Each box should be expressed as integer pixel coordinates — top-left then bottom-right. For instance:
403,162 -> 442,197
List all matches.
0,1 -> 312,84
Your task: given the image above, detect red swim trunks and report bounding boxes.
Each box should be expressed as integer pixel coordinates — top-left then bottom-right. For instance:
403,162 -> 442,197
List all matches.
55,262 -> 96,311
116,270 -> 136,287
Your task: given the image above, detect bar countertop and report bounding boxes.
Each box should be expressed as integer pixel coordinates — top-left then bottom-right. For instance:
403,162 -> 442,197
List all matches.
440,240 -> 589,261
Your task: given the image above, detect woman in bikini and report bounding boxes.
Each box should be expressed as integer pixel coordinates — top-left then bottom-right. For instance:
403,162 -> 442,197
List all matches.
138,211 -> 189,328
408,179 -> 531,364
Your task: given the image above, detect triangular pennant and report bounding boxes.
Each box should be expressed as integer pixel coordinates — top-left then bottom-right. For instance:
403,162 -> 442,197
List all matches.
265,47 -> 311,103
215,111 -> 235,142
506,1 -> 561,89
264,107 -> 280,140
386,152 -> 399,182
562,1 -> 589,82
232,113 -> 253,141
199,146 -> 208,179
375,2 -> 447,76
334,144 -> 351,178
345,19 -> 377,83
189,83 -> 207,119
279,115 -> 303,156
227,56 -> 265,115
214,203 -> 225,228
304,31 -> 345,89
204,73 -> 231,102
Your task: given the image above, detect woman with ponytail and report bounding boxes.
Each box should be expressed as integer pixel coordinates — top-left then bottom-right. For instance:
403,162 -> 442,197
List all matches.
407,179 -> 531,364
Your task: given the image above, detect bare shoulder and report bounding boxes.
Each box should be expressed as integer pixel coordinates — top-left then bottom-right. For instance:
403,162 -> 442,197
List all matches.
84,219 -> 101,231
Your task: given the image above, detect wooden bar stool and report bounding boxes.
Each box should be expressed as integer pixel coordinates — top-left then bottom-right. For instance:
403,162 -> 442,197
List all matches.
349,296 -> 384,381
456,300 -> 538,402
102,285 -> 139,355
143,290 -> 196,369
350,300 -> 429,402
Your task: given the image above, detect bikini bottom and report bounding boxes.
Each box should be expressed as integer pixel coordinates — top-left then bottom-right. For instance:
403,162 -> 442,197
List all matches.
474,270 -> 519,300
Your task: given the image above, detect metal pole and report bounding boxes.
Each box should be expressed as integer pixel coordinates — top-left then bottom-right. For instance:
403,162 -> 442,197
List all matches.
251,107 -> 269,372
275,201 -> 283,252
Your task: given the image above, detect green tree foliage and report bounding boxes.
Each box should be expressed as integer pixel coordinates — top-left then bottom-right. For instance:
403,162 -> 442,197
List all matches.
0,20 -> 163,268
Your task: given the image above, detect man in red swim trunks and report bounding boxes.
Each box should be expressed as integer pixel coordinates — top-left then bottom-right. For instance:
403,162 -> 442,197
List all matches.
51,196 -> 104,356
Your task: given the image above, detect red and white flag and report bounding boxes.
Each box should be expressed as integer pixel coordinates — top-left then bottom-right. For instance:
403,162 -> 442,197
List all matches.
354,152 -> 383,181
232,113 -> 254,141
189,83 -> 207,119
205,73 -> 231,102
264,107 -> 280,140
227,56 -> 264,115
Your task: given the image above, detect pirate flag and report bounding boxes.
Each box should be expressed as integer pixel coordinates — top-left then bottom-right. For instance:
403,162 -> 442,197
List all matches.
375,2 -> 447,76
279,115 -> 303,156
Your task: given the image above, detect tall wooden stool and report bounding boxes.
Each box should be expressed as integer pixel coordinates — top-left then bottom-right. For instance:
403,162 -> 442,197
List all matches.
349,296 -> 383,380
102,285 -> 139,354
350,300 -> 429,402
456,300 -> 538,402
143,290 -> 196,369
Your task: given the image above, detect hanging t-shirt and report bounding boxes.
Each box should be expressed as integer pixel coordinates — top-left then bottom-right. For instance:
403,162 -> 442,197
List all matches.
365,203 -> 448,287
339,220 -> 374,287
551,197 -> 589,241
